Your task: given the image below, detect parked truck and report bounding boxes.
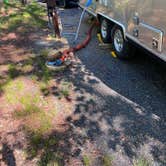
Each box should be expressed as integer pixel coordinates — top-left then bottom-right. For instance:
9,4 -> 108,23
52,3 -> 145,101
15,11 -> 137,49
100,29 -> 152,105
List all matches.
79,0 -> 166,61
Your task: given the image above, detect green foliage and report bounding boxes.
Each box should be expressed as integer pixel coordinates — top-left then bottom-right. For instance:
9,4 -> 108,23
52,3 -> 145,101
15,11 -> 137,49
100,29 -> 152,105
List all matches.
82,155 -> 91,166
60,88 -> 69,98
102,154 -> 113,166
8,64 -> 20,79
4,79 -> 25,104
40,49 -> 50,57
38,151 -> 63,166
59,82 -> 71,98
40,82 -> 50,96
133,157 -> 151,166
34,55 -> 52,83
14,99 -> 41,117
25,128 -> 63,166
0,0 -> 47,34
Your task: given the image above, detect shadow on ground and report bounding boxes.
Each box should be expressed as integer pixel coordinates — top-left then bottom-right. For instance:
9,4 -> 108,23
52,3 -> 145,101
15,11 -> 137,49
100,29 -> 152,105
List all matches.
55,11 -> 166,164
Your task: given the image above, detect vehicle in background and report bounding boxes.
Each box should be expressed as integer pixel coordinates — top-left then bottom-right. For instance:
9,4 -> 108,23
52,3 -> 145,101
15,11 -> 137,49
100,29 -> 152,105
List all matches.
79,0 -> 166,61
57,0 -> 78,8
39,0 -> 79,8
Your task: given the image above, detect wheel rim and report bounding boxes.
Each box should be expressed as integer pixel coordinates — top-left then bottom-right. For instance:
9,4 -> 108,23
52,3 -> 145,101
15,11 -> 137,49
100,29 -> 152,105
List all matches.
101,20 -> 107,39
114,29 -> 124,52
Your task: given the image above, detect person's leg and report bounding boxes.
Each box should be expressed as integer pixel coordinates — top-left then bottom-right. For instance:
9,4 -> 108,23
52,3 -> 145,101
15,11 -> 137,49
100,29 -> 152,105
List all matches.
47,6 -> 53,28
52,7 -> 60,38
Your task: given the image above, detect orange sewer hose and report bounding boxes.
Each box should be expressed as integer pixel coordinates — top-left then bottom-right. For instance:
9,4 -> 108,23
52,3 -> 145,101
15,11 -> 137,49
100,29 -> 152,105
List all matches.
52,20 -> 99,62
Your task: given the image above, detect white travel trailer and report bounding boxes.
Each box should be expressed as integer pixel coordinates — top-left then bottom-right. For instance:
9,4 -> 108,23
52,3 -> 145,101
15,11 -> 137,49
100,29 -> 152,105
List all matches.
79,0 -> 166,60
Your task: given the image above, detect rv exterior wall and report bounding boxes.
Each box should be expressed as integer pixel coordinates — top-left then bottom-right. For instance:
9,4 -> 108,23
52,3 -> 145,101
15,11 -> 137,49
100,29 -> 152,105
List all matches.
79,0 -> 166,62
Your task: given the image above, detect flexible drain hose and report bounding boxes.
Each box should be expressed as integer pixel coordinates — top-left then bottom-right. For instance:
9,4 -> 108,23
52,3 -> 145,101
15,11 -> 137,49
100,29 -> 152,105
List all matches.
51,21 -> 98,63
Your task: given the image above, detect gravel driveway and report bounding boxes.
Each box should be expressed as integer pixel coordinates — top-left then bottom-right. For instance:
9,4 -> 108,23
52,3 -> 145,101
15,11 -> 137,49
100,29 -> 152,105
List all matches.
57,7 -> 166,166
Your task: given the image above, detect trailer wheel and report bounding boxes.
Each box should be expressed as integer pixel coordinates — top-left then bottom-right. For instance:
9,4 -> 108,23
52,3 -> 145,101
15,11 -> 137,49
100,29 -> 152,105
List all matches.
100,18 -> 112,43
111,25 -> 134,59
58,0 -> 78,8
58,0 -> 67,8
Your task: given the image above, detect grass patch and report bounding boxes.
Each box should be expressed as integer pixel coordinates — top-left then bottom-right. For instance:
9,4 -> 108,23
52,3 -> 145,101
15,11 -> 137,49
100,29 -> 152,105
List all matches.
36,59 -> 52,83
4,78 -> 25,104
26,129 -> 54,158
82,155 -> 91,166
102,154 -> 113,166
8,64 -> 20,79
59,82 -> 72,98
27,111 -> 52,134
23,110 -> 52,142
4,78 -> 43,103
133,157 -> 151,166
40,49 -> 50,57
31,50 -> 53,83
4,79 -> 52,119
0,0 -> 47,34
25,126 -> 63,165
14,95 -> 41,118
40,82 -> 50,96
3,77 -> 54,139
21,64 -> 33,73
4,78 -> 59,164
38,151 -> 63,166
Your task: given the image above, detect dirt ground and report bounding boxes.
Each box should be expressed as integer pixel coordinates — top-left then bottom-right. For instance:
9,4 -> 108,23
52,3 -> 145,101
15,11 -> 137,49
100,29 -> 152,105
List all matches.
0,1 -> 166,166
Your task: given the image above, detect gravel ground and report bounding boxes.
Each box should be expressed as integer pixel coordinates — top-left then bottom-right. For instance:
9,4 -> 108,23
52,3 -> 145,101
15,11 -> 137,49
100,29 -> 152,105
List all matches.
57,7 -> 166,166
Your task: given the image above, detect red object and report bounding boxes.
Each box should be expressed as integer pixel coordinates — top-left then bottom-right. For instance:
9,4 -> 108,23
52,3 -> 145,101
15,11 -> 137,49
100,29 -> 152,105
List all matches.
55,21 -> 98,62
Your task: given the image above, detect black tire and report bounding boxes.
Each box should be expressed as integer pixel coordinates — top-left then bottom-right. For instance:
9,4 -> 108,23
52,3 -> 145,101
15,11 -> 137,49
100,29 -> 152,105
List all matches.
57,0 -> 67,8
111,25 -> 135,59
100,18 -> 112,43
63,0 -> 67,8
57,0 -> 78,8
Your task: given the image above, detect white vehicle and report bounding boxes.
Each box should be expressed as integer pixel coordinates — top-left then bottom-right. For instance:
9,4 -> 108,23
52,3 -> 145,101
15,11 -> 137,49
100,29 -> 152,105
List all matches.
79,0 -> 166,60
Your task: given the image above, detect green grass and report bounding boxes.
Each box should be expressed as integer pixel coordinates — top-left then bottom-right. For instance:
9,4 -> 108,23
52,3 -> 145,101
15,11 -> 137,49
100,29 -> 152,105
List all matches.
3,77 -> 55,155
40,82 -> 50,96
59,82 -> 72,98
35,57 -> 52,83
8,64 -> 20,79
21,64 -> 33,73
102,154 -> 113,166
133,157 -> 151,166
0,0 -> 47,34
14,97 -> 41,117
4,78 -> 41,105
82,155 -> 91,166
60,89 -> 69,98
25,127 -> 63,166
38,151 -> 63,166
3,78 -> 50,118
25,111 -> 52,140
40,49 -> 50,57
31,50 -> 53,83
4,79 -> 25,104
